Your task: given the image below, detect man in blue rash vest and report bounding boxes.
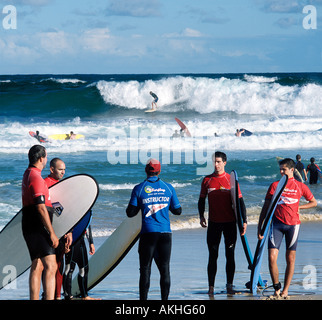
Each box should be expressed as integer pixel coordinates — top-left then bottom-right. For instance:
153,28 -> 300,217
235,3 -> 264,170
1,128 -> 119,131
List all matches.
126,158 -> 182,300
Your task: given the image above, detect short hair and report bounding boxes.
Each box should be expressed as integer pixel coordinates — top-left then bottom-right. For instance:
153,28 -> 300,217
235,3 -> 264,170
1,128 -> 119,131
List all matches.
28,145 -> 46,165
296,154 -> 301,161
212,151 -> 227,162
50,157 -> 63,168
279,158 -> 295,169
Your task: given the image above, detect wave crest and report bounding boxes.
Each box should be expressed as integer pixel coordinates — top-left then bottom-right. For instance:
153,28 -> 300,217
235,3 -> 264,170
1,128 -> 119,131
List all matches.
96,75 -> 322,116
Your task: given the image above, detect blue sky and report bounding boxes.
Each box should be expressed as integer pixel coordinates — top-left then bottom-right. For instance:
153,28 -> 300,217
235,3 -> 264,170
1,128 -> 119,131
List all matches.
1,0 -> 322,74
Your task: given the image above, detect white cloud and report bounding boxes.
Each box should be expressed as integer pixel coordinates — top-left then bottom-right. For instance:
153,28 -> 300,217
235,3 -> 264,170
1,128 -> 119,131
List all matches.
81,28 -> 114,53
163,27 -> 205,38
0,36 -> 40,64
182,28 -> 203,38
39,31 -> 71,54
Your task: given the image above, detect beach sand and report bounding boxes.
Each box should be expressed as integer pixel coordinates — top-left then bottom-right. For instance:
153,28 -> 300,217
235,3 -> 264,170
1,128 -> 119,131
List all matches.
1,222 -> 322,301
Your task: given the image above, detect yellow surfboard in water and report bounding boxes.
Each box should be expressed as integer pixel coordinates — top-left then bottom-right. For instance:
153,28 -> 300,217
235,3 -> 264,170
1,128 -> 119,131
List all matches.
49,133 -> 85,140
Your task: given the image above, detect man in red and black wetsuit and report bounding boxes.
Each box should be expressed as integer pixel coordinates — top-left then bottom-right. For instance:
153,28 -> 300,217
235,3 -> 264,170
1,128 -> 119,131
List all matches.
22,145 -> 59,300
198,151 -> 247,295
44,157 -> 72,300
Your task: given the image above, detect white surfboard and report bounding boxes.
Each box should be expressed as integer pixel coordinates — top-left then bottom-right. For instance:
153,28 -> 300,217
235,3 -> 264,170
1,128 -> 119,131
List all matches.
145,109 -> 156,113
71,212 -> 142,297
0,174 -> 99,290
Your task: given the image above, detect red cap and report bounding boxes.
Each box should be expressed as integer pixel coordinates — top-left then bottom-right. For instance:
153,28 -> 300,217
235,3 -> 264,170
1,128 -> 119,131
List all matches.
145,158 -> 161,173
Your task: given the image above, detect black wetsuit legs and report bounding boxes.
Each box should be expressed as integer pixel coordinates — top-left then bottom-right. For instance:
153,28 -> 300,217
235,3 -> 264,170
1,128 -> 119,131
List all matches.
63,237 -> 89,299
138,232 -> 172,300
206,221 -> 237,287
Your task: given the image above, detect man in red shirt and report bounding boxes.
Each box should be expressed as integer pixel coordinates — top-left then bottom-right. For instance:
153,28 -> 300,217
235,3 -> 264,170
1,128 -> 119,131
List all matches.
44,158 -> 66,187
22,145 -> 59,300
44,157 -> 72,300
198,151 -> 247,295
258,158 -> 317,298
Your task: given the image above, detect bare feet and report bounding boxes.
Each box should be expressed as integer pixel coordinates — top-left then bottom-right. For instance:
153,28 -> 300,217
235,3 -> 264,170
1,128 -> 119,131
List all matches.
82,296 -> 101,300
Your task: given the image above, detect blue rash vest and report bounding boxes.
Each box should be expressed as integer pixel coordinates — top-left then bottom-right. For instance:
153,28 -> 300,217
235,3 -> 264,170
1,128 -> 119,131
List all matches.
129,176 -> 181,234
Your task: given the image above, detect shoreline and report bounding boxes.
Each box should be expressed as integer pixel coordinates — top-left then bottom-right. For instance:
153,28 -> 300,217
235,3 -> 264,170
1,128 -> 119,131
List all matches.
0,222 -> 322,300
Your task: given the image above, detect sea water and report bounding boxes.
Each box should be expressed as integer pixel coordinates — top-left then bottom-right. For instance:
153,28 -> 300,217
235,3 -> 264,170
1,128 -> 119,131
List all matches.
1,73 -> 322,298
1,73 -> 322,234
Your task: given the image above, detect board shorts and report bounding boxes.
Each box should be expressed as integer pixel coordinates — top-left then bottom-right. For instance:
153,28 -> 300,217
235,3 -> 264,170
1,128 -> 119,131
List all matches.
268,216 -> 300,251
22,205 -> 56,261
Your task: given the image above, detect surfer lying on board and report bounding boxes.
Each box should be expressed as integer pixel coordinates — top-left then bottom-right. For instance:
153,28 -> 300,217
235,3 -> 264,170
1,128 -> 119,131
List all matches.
198,151 -> 247,296
34,131 -> 47,143
257,158 -> 317,299
68,131 -> 76,140
149,91 -> 158,110
235,129 -> 245,137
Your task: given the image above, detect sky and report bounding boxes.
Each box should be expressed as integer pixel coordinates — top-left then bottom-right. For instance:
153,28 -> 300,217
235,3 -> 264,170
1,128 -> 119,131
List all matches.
0,0 -> 322,74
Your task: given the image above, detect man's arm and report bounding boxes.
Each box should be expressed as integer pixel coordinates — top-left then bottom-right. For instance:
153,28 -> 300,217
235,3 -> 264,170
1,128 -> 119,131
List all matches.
299,196 -> 317,210
240,197 -> 247,236
198,197 -> 207,228
169,206 -> 182,215
37,203 -> 59,248
257,199 -> 270,240
126,203 -> 140,217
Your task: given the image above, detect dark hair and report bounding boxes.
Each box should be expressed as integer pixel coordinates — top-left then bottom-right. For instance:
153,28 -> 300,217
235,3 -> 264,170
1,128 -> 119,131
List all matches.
28,145 -> 46,165
296,154 -> 301,161
212,151 -> 227,162
145,171 -> 159,176
279,158 -> 295,169
310,157 -> 315,163
50,157 -> 62,168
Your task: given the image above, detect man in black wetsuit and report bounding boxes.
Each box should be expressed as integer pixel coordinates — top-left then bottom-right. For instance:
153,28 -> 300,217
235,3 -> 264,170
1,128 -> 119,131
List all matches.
63,219 -> 98,300
306,157 -> 321,184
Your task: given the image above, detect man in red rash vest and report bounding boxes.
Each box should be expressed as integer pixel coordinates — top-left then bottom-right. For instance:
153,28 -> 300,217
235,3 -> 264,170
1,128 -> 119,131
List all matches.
44,157 -> 72,300
198,151 -> 247,295
22,145 -> 59,300
258,158 -> 317,298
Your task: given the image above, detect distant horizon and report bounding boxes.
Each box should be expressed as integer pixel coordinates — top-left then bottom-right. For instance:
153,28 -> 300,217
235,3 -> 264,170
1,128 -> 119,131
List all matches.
2,71 -> 322,76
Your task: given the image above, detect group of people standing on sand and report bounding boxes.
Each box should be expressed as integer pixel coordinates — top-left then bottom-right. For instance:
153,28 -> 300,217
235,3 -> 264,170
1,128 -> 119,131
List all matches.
198,152 -> 317,299
22,145 -> 98,300
21,144 -> 318,300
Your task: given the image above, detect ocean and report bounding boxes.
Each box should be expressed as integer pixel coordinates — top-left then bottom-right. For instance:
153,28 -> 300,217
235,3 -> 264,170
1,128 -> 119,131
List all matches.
1,73 -> 322,299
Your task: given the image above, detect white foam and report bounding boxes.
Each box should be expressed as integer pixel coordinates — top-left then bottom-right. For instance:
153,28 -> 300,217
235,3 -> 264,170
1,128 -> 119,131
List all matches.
1,115 -> 322,155
96,76 -> 322,116
243,74 -> 278,83
99,183 -> 136,191
42,78 -> 86,84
